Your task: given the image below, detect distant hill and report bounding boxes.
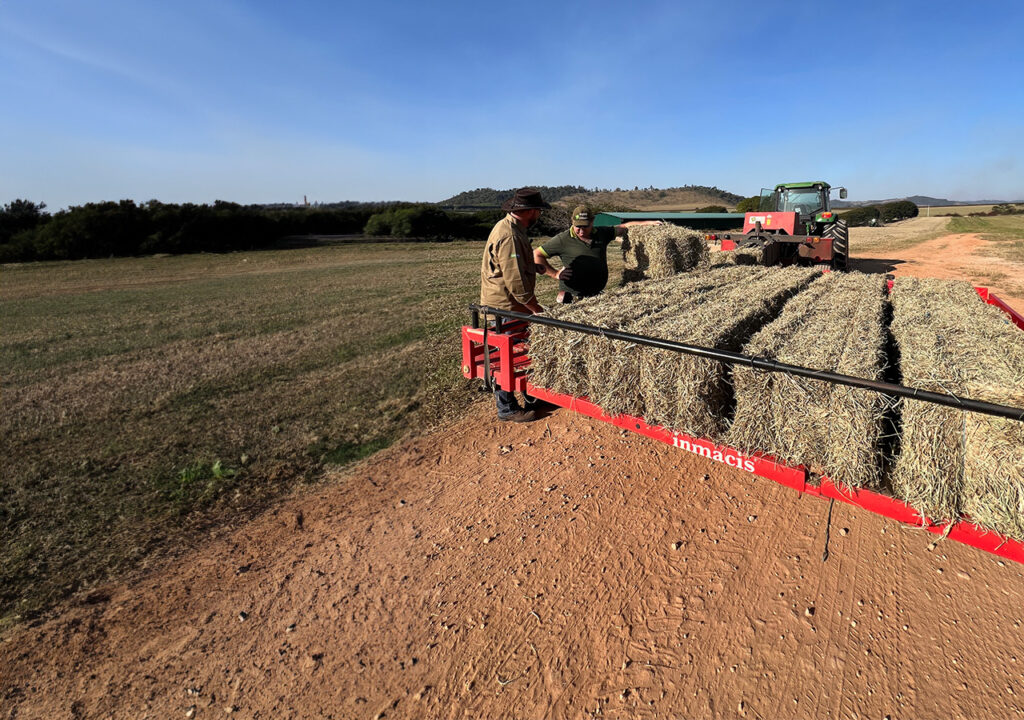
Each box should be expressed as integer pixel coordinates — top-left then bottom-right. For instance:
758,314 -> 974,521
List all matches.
833,195 -> 1018,208
561,185 -> 744,211
438,184 -> 744,211
438,186 -> 588,210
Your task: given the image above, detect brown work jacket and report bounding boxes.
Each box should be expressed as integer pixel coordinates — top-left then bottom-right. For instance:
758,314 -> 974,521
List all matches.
480,215 -> 537,313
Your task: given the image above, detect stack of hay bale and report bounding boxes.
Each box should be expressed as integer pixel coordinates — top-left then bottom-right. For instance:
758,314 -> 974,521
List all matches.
531,268 -> 1024,541
621,225 -> 709,282
728,272 -> 890,489
891,277 -> 1024,539
530,268 -> 751,397
532,265 -> 820,439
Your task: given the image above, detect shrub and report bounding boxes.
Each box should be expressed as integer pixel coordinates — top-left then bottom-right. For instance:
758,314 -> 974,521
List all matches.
735,196 -> 761,213
842,206 -> 882,227
879,200 -> 919,223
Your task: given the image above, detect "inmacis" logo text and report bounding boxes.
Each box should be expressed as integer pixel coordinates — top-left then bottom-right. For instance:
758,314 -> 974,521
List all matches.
671,435 -> 756,473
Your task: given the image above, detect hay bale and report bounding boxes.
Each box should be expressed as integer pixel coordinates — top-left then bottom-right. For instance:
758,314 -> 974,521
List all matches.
727,272 -> 889,488
585,267 -> 768,414
892,277 -> 1024,536
710,248 -> 763,266
963,386 -> 1024,539
528,291 -> 606,396
589,267 -> 821,438
530,272 -> 740,398
622,225 -> 709,281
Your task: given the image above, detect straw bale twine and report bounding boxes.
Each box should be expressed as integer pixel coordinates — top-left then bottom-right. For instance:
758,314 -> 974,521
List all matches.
622,225 -> 709,281
892,277 -> 1024,537
728,272 -> 889,488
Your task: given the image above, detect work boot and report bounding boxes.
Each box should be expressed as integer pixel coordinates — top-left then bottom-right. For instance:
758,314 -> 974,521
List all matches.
498,409 -> 536,423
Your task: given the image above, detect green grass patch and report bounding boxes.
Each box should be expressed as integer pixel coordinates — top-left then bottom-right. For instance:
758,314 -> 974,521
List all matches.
156,460 -> 240,513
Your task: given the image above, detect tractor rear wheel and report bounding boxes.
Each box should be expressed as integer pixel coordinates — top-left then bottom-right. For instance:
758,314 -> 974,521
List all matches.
824,219 -> 849,270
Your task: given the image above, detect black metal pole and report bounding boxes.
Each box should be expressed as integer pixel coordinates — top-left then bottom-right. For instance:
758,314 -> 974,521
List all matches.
468,304 -> 1024,423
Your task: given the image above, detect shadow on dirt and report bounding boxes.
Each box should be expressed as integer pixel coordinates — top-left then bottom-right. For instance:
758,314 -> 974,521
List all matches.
849,257 -> 907,274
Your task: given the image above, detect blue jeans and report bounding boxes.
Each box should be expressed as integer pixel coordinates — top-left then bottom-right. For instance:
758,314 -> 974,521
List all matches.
495,388 -> 519,418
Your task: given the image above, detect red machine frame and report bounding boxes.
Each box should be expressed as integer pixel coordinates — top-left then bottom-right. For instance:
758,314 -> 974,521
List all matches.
461,288 -> 1024,565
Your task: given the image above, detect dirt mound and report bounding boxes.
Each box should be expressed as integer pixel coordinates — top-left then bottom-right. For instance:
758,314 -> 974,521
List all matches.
3,405 -> 1023,719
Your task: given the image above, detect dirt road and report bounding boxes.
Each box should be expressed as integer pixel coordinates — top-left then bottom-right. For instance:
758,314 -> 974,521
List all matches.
850,218 -> 1024,312
4,405 -> 1023,719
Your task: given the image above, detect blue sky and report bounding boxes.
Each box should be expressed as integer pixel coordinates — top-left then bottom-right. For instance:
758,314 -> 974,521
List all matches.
1,0 -> 1022,209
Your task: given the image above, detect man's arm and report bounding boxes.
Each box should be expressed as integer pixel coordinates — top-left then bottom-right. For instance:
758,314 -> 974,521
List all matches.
613,220 -> 662,239
533,246 -> 572,281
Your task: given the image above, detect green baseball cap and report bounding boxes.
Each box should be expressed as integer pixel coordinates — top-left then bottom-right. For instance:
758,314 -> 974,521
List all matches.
571,204 -> 594,227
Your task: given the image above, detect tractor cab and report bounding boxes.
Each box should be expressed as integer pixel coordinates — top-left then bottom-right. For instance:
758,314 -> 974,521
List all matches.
758,182 -> 847,230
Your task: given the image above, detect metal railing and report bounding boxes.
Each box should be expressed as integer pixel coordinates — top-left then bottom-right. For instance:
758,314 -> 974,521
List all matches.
469,304 -> 1024,423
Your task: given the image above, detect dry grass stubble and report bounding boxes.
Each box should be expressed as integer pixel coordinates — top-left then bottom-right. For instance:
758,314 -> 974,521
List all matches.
0,242 -> 486,626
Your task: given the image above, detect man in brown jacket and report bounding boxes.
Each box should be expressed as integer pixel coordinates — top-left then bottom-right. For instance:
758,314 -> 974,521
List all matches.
480,188 -> 551,422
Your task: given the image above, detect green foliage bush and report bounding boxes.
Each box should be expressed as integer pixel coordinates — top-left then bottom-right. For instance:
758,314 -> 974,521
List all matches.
841,206 -> 882,226
841,201 -> 918,226
0,198 -> 507,263
735,196 -> 761,213
696,205 -> 728,213
983,204 -> 1024,216
879,200 -> 919,222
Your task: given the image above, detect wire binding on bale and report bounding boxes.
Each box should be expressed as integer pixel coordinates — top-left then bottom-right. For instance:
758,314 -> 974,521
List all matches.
892,277 -> 1024,539
728,272 -> 890,489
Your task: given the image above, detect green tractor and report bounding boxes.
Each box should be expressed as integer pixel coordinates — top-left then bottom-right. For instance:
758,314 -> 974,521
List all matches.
721,181 -> 850,269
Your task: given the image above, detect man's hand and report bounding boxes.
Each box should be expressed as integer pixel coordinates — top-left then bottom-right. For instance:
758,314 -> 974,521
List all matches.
556,266 -> 573,282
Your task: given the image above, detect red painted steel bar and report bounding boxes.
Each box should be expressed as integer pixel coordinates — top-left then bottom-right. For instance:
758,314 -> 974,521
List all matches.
459,286 -> 1024,564
975,286 -> 1024,330
525,384 -> 1024,565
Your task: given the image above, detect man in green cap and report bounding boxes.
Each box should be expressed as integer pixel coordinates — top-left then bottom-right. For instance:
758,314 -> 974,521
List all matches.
533,205 -> 659,304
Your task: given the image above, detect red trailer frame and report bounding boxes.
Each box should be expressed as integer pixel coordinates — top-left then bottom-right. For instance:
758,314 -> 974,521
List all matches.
461,288 -> 1024,565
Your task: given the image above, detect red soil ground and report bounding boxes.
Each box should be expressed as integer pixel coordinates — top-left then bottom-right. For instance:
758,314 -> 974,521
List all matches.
852,231 -> 1024,314
3,402 -> 1024,720
4,230 -> 1024,719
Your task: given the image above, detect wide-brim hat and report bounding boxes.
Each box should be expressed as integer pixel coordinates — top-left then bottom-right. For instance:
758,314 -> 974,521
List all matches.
501,188 -> 552,212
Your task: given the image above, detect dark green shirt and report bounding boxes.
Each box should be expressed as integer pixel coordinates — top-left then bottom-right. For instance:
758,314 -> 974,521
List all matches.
539,226 -> 617,297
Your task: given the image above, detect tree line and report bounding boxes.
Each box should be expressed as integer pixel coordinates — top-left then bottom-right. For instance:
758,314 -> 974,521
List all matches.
840,200 -> 919,226
438,185 -> 590,209
0,199 -> 512,263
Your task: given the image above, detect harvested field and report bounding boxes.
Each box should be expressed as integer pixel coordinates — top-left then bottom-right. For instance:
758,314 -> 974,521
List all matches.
891,277 -> 1024,537
728,272 -> 890,488
0,242 -> 488,626
621,224 -> 709,282
531,266 -> 821,438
